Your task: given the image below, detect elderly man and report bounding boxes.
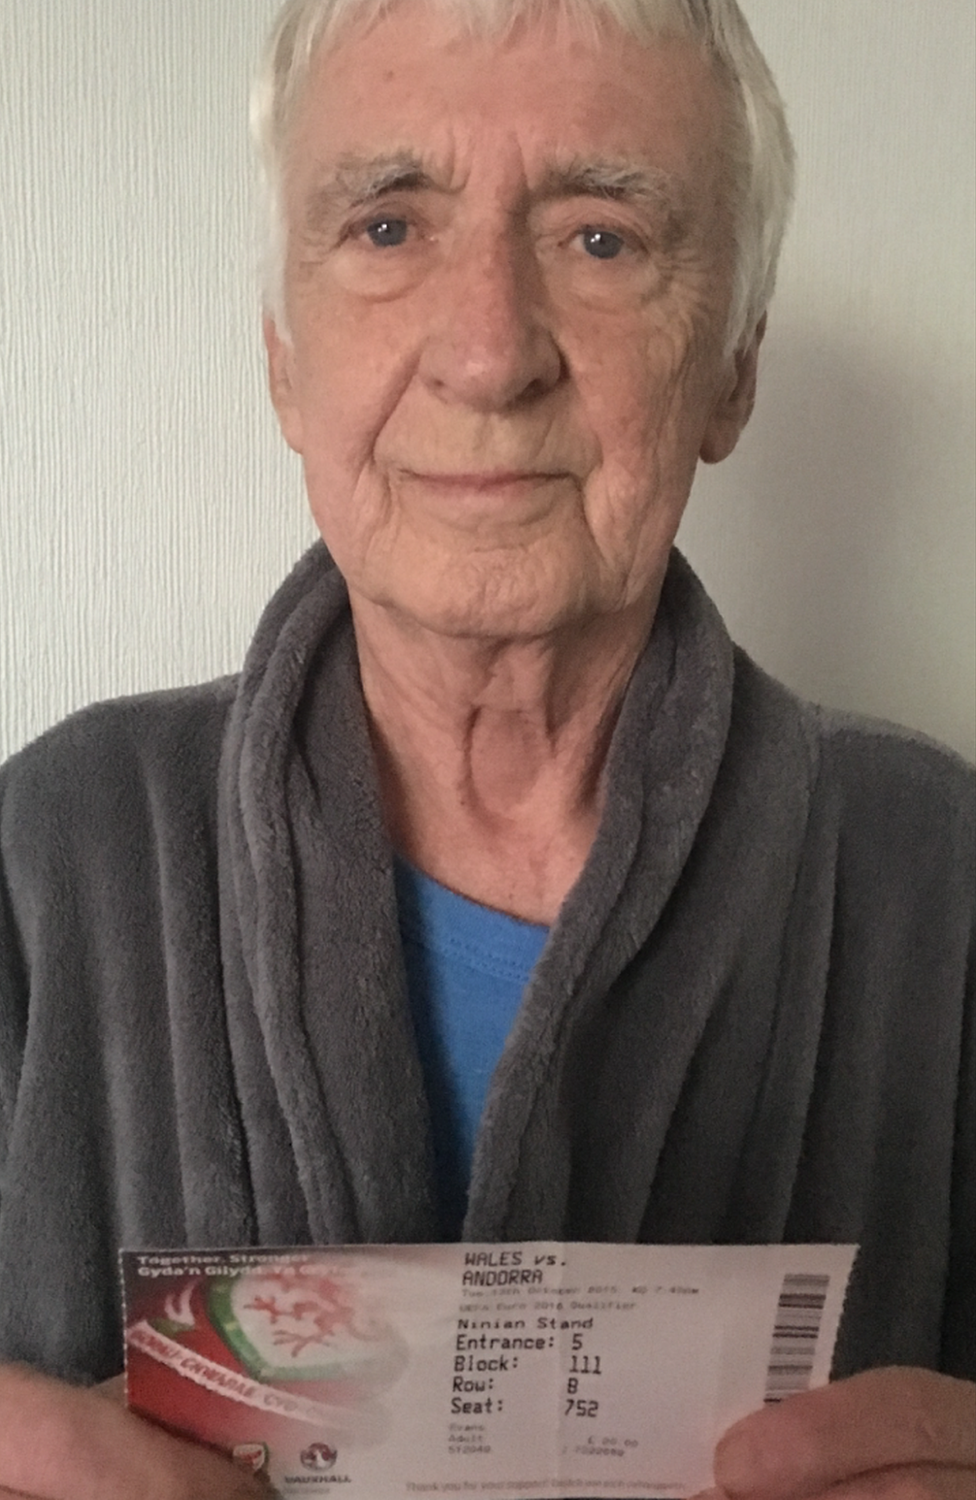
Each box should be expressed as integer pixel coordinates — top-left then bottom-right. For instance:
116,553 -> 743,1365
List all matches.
0,0 -> 973,1495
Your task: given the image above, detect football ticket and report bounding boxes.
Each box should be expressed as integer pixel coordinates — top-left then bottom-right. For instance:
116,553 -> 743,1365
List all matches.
122,1241 -> 856,1499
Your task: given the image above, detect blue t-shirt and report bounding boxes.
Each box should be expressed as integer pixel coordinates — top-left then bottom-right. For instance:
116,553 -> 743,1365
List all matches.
394,859 -> 549,1236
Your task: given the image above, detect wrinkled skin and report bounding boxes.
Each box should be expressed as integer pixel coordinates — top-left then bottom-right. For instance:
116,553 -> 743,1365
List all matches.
263,0 -> 763,920
266,0 -> 758,646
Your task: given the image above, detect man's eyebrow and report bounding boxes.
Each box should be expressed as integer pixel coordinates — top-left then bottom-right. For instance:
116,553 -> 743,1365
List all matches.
536,158 -> 685,215
300,153 -> 690,237
302,152 -> 435,233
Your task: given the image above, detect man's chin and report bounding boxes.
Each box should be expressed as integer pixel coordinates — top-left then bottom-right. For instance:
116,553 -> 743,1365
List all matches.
350,572 -> 594,647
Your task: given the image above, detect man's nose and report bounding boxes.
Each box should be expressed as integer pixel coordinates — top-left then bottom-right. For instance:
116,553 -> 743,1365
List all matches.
417,229 -> 563,411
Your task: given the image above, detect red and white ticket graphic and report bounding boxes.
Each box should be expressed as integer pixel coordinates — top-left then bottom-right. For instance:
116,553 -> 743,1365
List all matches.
121,1242 -> 856,1499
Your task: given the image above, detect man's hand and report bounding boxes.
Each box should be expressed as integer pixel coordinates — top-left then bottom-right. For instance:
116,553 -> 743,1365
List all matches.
707,1367 -> 975,1500
0,1362 -> 267,1500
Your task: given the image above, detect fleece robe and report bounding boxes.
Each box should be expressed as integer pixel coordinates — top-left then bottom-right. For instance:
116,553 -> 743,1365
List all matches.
0,545 -> 973,1386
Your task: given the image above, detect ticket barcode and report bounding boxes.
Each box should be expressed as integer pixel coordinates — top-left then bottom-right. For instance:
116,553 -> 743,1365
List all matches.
762,1272 -> 830,1403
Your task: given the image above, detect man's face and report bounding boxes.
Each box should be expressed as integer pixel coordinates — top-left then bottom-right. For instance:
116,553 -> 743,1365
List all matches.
267,0 -> 759,640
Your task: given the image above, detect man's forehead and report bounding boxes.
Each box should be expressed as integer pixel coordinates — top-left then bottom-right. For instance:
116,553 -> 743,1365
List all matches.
289,6 -> 727,174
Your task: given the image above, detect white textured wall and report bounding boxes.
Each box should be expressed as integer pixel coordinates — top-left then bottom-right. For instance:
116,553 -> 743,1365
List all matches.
0,0 -> 312,764
1,0 -> 973,763
681,0 -> 976,760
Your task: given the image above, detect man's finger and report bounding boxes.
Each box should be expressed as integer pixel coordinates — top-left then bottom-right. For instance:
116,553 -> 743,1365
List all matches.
714,1368 -> 976,1500
771,1464 -> 976,1500
95,1373 -> 126,1403
0,1363 -> 265,1500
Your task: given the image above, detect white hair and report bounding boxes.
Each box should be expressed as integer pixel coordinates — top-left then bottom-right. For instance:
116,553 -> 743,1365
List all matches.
251,0 -> 795,353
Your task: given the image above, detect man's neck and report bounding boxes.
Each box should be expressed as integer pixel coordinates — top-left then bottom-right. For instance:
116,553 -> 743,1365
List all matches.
351,591 -> 659,923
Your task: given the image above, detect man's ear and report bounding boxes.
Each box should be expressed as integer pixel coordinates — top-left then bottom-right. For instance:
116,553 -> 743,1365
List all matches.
263,314 -> 305,454
699,312 -> 766,465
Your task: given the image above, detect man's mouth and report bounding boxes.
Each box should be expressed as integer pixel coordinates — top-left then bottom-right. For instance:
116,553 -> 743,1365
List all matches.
405,469 -> 568,490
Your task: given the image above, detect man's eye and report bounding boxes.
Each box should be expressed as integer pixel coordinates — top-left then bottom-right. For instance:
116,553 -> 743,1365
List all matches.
364,218 -> 409,248
580,227 -> 625,260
